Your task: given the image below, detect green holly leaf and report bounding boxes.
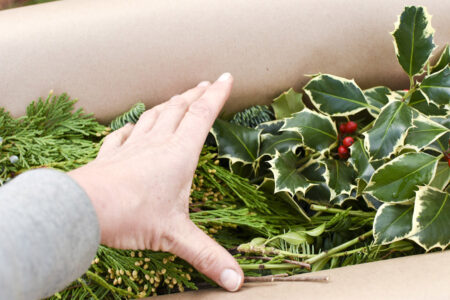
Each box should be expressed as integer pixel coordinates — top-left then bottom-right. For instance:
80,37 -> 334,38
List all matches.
211,119 -> 261,164
324,159 -> 357,202
259,131 -> 303,157
269,151 -> 316,196
271,88 -> 304,119
364,86 -> 393,117
392,6 -> 435,77
303,74 -> 373,116
258,178 -> 310,221
364,101 -> 413,160
373,203 -> 414,244
305,183 -> 331,204
429,162 -> 450,190
365,152 -> 440,203
282,109 -> 337,152
408,90 -> 447,116
404,114 -> 448,150
256,120 -> 285,134
430,44 -> 449,74
409,186 -> 450,250
348,138 -> 375,183
427,117 -> 450,153
419,66 -> 450,105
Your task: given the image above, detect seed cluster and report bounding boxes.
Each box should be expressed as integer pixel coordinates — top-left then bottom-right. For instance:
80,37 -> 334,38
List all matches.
337,121 -> 357,159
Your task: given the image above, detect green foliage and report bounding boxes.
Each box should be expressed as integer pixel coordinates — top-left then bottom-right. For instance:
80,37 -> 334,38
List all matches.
109,103 -> 146,131
271,88 -> 304,119
0,93 -> 107,184
229,105 -> 274,128
213,5 -> 449,257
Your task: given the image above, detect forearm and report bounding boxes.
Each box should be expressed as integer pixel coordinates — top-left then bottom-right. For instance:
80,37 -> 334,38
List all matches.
0,0 -> 448,122
0,169 -> 100,300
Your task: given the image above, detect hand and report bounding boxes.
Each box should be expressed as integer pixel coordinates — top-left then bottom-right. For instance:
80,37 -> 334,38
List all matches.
68,73 -> 244,292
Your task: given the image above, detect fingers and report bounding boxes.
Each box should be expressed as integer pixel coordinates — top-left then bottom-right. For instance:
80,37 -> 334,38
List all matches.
149,81 -> 211,137
98,123 -> 134,156
176,73 -> 233,153
171,220 -> 243,292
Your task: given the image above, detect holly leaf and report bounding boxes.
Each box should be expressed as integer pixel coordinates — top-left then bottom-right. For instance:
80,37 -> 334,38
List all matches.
259,131 -> 303,157
271,88 -> 304,119
429,162 -> 450,190
373,203 -> 414,244
364,86 -> 393,117
408,90 -> 447,116
348,138 -> 375,183
409,186 -> 450,250
364,100 -> 413,160
305,183 -> 331,204
258,178 -> 310,221
404,114 -> 448,150
430,44 -> 449,74
211,119 -> 261,164
256,120 -> 285,134
282,109 -> 337,152
303,74 -> 372,116
365,152 -> 440,203
419,66 -> 450,105
269,151 -> 316,196
392,6 -> 435,77
427,117 -> 450,153
324,159 -> 357,202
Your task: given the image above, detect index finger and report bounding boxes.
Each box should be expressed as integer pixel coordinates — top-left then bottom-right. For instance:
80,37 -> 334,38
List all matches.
175,73 -> 233,152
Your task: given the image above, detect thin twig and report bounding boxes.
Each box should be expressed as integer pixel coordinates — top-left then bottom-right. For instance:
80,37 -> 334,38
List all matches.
245,274 -> 329,283
243,256 -> 311,270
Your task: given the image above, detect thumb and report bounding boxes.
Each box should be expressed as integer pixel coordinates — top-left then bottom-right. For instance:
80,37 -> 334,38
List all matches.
171,220 -> 244,292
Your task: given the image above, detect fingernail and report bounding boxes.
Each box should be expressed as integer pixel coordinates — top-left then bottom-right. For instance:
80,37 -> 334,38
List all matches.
217,72 -> 231,82
220,269 -> 241,292
197,81 -> 210,87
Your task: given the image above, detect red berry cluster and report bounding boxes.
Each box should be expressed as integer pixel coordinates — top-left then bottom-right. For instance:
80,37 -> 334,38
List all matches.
337,121 -> 357,159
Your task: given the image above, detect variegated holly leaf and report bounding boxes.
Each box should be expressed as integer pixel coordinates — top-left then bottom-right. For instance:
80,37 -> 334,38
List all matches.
364,100 -> 413,160
256,120 -> 285,134
419,66 -> 450,105
324,159 -> 357,202
365,152 -> 440,203
373,203 -> 414,244
363,193 -> 383,210
211,119 -> 261,164
332,188 -> 357,206
427,117 -> 450,153
392,6 -> 435,77
282,109 -> 337,152
258,178 -> 310,221
409,186 -> 450,250
430,44 -> 449,74
364,86 -> 392,117
348,138 -> 375,183
303,74 -> 373,116
305,182 -> 331,204
271,88 -> 304,119
404,114 -> 448,150
430,162 -> 450,190
269,151 -> 317,196
259,131 -> 302,157
408,90 -> 447,116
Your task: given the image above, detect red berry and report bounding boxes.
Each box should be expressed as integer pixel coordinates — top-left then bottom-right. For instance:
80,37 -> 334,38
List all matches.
403,89 -> 409,92
448,158 -> 450,168
345,121 -> 357,133
339,123 -> 347,133
343,137 -> 355,148
338,145 -> 348,155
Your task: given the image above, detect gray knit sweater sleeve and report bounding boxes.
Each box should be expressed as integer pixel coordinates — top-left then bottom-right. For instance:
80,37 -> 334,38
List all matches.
0,169 -> 100,300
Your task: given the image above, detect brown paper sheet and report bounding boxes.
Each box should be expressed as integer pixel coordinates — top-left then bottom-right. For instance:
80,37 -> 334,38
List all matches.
155,251 -> 450,300
0,0 -> 449,122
